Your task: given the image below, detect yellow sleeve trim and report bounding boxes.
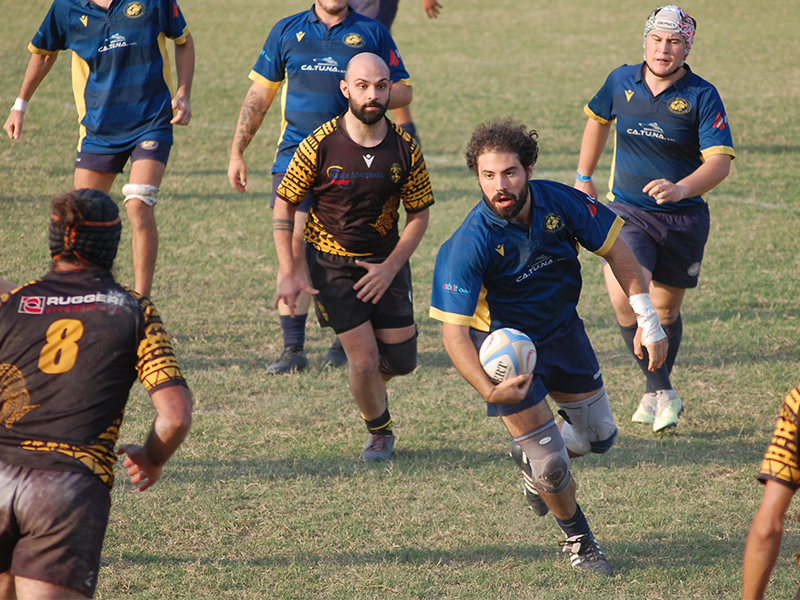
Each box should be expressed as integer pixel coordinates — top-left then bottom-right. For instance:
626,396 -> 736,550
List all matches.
248,70 -> 282,91
594,215 -> 624,257
28,43 -> 58,56
394,78 -> 412,88
701,145 -> 736,160
429,306 -> 476,327
173,27 -> 190,45
584,105 -> 610,125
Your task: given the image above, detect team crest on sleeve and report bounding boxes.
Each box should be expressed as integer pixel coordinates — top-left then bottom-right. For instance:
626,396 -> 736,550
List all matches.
18,297 -> 45,315
343,33 -> 365,48
124,1 -> 146,18
543,213 -> 564,233
390,163 -> 402,183
668,97 -> 691,115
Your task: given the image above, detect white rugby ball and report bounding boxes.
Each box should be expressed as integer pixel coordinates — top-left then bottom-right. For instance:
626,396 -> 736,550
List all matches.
479,328 -> 537,384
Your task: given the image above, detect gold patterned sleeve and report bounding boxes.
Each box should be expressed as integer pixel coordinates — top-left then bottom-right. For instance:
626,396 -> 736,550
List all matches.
136,297 -> 187,393
758,385 -> 800,490
400,140 -> 434,213
276,119 -> 336,206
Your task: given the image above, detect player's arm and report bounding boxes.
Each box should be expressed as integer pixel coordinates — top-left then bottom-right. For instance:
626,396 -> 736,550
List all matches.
116,384 -> 193,492
421,0 -> 442,18
170,32 -> 194,126
354,207 -> 428,304
442,323 -> 532,404
3,52 -> 58,140
603,237 -> 668,370
574,117 -> 612,199
742,480 -> 795,600
228,81 -> 279,192
272,198 -> 318,315
387,81 -> 412,110
644,153 -> 732,204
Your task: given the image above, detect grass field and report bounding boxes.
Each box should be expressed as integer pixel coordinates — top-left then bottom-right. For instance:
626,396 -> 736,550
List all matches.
2,0 -> 800,598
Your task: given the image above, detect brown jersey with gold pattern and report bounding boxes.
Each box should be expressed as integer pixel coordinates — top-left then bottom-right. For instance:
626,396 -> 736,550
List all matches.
0,268 -> 186,488
758,385 -> 800,490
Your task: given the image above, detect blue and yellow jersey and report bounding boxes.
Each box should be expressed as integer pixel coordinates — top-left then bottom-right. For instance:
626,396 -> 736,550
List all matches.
430,181 -> 622,340
30,0 -> 189,153
758,386 -> 800,491
0,269 -> 186,488
249,6 -> 410,174
585,63 -> 735,213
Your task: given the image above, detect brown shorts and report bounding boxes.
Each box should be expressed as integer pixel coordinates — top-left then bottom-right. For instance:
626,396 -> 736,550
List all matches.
0,462 -> 110,598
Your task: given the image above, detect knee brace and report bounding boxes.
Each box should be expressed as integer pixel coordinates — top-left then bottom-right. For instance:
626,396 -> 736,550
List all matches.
377,331 -> 417,378
514,420 -> 572,495
556,387 -> 617,456
122,184 -> 160,207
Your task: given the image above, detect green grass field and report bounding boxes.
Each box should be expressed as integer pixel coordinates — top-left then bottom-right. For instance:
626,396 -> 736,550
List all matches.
2,0 -> 800,598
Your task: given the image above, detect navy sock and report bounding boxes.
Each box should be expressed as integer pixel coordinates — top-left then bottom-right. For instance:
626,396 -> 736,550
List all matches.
363,406 -> 392,436
663,313 -> 683,375
619,323 -> 671,393
555,503 -> 591,538
279,314 -> 306,349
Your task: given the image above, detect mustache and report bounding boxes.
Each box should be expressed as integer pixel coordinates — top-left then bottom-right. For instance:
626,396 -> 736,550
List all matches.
492,192 -> 516,202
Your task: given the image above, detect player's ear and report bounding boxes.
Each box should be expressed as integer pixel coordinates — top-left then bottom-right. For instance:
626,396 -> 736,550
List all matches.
340,79 -> 349,99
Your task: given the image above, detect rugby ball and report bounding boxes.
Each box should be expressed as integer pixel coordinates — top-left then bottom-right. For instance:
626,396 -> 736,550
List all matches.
479,328 -> 537,384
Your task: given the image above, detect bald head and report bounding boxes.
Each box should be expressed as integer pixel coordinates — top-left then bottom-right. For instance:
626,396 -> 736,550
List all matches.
344,52 -> 390,84
340,52 -> 392,126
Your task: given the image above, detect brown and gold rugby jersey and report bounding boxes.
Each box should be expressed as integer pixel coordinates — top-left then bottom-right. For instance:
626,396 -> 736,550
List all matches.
758,385 -> 800,490
277,116 -> 434,257
0,268 -> 186,488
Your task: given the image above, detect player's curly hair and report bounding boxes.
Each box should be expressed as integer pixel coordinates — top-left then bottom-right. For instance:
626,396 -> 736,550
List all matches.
49,189 -> 122,270
465,119 -> 539,173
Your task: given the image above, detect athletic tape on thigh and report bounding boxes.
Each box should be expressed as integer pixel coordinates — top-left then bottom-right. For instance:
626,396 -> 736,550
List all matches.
122,184 -> 160,207
514,420 -> 572,495
556,387 -> 617,456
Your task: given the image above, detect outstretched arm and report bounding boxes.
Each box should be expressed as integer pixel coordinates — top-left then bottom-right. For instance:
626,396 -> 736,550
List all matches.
171,33 -> 195,126
116,384 -> 193,491
4,52 -> 58,140
228,82 -> 278,192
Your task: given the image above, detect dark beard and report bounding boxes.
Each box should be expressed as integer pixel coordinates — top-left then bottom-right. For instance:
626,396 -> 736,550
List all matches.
350,99 -> 388,125
485,183 -> 529,221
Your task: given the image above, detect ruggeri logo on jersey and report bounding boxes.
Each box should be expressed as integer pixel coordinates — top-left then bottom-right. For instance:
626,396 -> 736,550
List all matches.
98,33 -> 137,53
302,57 -> 343,73
626,122 -> 675,142
442,283 -> 470,294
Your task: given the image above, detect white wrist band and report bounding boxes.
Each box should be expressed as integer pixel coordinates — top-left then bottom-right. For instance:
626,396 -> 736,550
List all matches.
12,98 -> 27,113
628,293 -> 667,346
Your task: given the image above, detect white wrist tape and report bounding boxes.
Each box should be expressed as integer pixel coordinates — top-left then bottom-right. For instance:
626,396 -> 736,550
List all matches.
12,98 -> 27,113
628,293 -> 667,346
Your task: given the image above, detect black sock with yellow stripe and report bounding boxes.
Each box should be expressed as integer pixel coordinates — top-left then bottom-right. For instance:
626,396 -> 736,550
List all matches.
363,407 -> 392,436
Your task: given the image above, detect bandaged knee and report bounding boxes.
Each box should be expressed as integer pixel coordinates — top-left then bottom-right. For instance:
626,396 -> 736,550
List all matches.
556,387 -> 617,456
377,330 -> 417,378
122,184 -> 160,207
514,420 -> 572,495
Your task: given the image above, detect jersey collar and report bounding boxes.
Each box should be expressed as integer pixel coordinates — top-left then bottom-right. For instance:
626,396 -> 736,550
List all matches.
307,5 -> 356,27
636,61 -> 694,92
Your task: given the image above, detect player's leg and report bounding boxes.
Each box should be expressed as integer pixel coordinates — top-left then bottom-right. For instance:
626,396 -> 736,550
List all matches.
74,169 -> 117,194
12,577 -> 90,600
0,572 -> 14,599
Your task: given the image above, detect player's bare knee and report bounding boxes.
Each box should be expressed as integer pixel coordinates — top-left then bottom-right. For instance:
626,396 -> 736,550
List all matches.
376,332 -> 417,377
515,420 -> 572,495
556,387 -> 617,456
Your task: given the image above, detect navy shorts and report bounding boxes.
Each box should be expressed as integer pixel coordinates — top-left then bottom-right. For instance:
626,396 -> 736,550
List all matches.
75,140 -> 171,174
306,245 -> 415,334
271,172 -> 314,212
609,202 -> 710,289
471,312 -> 604,417
0,462 -> 111,598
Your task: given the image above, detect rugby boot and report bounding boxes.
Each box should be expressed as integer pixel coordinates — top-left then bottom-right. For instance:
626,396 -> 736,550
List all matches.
326,337 -> 348,367
653,388 -> 683,433
361,433 -> 395,462
509,440 -> 549,517
267,345 -> 308,374
631,391 -> 657,424
560,533 -> 613,576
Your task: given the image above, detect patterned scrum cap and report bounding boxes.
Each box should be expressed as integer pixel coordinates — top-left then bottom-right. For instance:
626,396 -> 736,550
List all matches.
643,5 -> 697,62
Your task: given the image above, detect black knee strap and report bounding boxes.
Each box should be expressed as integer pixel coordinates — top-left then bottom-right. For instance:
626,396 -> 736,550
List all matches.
377,330 -> 418,377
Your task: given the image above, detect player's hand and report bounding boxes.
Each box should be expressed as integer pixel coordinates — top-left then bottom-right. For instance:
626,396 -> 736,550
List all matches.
3,110 -> 24,140
274,272 -> 318,316
643,179 -> 687,204
421,0 -> 442,18
353,259 -> 396,304
633,326 -> 668,371
171,94 -> 192,126
486,373 -> 533,404
574,178 -> 598,199
228,157 -> 248,192
116,444 -> 162,491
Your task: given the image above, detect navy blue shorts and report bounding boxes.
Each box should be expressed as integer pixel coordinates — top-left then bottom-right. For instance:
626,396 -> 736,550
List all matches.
75,140 -> 171,173
609,202 -> 710,289
471,312 -> 604,417
271,172 -> 314,212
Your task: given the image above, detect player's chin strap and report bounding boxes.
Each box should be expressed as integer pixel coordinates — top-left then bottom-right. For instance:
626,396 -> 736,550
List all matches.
628,293 -> 667,346
122,184 -> 160,207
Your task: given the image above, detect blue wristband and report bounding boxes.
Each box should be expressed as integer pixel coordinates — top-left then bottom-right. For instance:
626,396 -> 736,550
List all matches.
576,172 -> 592,182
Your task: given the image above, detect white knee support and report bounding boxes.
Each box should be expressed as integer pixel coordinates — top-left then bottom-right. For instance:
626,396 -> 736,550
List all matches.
514,420 -> 572,495
556,387 -> 617,456
122,184 -> 160,207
